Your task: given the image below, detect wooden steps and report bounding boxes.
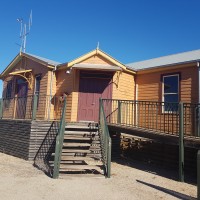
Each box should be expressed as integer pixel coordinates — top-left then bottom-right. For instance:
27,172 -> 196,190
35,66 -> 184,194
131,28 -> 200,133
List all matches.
57,122 -> 104,178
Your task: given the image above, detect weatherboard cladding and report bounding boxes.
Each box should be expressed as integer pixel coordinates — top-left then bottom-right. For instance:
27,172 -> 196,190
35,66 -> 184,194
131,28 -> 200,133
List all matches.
127,49 -> 200,71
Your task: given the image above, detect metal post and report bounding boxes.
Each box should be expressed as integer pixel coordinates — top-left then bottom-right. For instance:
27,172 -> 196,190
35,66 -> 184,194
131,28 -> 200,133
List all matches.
107,137 -> 112,178
32,95 -> 38,120
197,150 -> 200,200
0,99 -> 3,119
53,97 -> 67,179
179,102 -> 184,182
99,98 -> 102,122
117,100 -> 121,124
198,107 -> 200,137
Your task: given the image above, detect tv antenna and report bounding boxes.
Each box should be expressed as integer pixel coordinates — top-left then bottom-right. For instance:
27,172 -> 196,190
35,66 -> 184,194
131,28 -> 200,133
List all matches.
17,10 -> 32,53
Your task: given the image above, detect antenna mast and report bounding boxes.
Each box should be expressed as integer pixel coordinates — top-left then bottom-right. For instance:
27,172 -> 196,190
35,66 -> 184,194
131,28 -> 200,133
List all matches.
17,10 -> 32,53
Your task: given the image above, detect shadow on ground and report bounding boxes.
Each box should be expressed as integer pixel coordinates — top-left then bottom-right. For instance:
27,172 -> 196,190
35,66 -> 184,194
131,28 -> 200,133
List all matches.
113,156 -> 196,185
136,180 -> 196,200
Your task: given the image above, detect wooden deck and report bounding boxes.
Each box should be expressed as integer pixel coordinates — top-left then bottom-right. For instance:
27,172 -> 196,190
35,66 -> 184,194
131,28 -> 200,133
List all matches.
108,123 -> 200,149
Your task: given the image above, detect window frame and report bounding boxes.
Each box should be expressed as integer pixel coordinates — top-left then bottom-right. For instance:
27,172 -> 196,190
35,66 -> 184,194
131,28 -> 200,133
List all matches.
34,74 -> 41,109
162,73 -> 180,113
4,80 -> 13,109
5,80 -> 13,99
34,74 -> 41,95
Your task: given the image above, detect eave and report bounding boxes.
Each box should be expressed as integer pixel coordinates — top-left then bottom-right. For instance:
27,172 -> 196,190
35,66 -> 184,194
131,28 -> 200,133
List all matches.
136,61 -> 198,75
57,49 -> 136,74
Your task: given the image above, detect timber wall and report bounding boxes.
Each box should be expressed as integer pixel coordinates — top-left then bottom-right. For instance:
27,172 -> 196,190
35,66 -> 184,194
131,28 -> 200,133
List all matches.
55,54 -> 135,122
56,69 -> 74,122
2,56 -> 53,120
112,71 -> 135,100
0,119 -> 58,160
136,65 -> 198,103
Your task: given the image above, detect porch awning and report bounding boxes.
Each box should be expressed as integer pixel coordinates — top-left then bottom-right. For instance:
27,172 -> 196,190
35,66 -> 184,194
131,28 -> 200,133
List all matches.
72,63 -> 122,71
9,69 -> 32,75
9,69 -> 33,89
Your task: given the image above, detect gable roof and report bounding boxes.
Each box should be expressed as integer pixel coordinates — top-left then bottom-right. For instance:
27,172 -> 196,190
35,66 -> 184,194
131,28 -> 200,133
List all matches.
58,49 -> 126,70
127,49 -> 200,71
0,52 -> 60,78
57,48 -> 136,74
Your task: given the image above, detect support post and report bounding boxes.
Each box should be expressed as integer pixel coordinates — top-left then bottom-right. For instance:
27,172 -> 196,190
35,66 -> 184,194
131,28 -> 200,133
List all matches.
53,98 -> 67,179
198,107 -> 200,137
0,99 -> 3,119
179,102 -> 184,182
99,98 -> 102,122
32,95 -> 38,120
117,100 -> 121,124
197,150 -> 200,200
107,137 -> 112,178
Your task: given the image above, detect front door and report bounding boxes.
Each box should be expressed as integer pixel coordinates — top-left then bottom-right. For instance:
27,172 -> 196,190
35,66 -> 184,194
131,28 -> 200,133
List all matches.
15,79 -> 28,119
77,71 -> 113,122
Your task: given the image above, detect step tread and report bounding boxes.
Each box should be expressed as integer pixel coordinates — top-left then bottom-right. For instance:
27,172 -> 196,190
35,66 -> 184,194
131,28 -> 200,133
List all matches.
64,136 -> 99,139
63,143 -> 90,147
65,131 -> 98,135
48,158 -> 102,164
62,149 -> 101,153
65,125 -> 98,129
64,136 -> 92,140
61,156 -> 102,161
59,174 -> 104,178
59,164 -> 103,170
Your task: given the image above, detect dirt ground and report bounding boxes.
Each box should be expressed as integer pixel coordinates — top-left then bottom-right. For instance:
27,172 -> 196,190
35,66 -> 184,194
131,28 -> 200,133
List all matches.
0,153 -> 197,200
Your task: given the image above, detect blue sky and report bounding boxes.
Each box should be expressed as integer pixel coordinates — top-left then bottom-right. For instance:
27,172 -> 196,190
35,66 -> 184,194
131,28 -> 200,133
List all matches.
0,0 -> 200,96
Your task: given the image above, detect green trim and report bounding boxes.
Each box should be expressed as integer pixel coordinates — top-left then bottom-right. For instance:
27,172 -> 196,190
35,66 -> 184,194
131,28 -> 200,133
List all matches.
197,150 -> 200,199
32,95 -> 38,120
99,98 -> 112,178
179,102 -> 184,182
53,98 -> 67,179
0,99 -> 3,119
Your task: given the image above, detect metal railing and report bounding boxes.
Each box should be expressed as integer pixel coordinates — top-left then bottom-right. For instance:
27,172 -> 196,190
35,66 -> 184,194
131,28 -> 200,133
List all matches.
34,121 -> 59,176
102,99 -> 200,137
0,95 -> 64,121
99,98 -> 111,178
53,97 -> 67,178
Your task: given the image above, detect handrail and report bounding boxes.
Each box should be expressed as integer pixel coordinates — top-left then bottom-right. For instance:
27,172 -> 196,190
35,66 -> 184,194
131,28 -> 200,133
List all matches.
0,95 -> 64,121
102,99 -> 200,137
99,98 -> 111,178
34,121 -> 59,176
53,97 -> 67,178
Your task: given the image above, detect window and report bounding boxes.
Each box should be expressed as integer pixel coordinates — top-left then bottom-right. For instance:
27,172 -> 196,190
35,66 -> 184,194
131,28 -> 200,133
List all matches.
34,75 -> 41,109
6,81 -> 12,99
162,74 -> 179,112
35,75 -> 41,95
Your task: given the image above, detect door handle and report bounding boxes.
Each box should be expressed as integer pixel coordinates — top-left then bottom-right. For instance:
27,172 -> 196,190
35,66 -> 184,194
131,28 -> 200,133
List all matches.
92,103 -> 95,105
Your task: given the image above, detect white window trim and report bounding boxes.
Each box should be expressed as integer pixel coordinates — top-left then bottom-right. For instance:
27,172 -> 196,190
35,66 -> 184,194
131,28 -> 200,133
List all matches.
162,74 -> 179,113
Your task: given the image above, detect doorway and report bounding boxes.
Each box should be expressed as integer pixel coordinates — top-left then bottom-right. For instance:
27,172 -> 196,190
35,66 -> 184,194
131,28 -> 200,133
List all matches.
15,78 -> 28,119
77,71 -> 113,122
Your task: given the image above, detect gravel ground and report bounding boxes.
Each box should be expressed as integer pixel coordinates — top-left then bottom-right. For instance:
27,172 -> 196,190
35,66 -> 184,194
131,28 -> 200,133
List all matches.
0,153 -> 196,200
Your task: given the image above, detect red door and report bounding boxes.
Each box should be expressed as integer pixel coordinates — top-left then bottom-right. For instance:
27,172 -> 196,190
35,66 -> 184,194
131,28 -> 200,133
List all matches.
77,71 -> 113,122
16,79 -> 28,119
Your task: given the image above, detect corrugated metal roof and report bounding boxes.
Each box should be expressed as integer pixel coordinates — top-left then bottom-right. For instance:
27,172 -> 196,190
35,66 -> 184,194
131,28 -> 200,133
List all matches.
25,52 -> 61,66
126,49 -> 200,71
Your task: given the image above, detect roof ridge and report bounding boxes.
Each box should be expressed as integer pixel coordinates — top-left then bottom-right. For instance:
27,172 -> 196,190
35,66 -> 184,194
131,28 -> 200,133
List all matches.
127,49 -> 200,65
127,49 -> 200,71
23,52 -> 61,66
